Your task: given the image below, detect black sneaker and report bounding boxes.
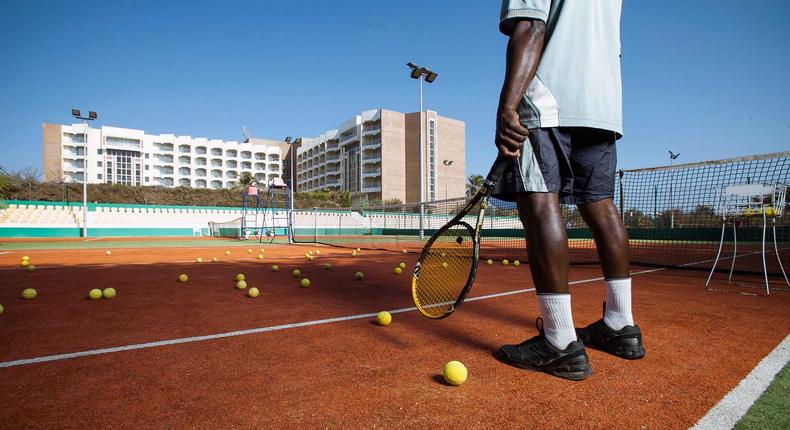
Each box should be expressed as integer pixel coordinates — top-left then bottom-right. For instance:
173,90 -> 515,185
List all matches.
576,302 -> 646,360
496,318 -> 592,381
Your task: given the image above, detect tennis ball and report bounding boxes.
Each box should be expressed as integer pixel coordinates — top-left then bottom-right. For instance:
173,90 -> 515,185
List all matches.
355,271 -> 364,280
105,251 -> 112,255
196,257 -> 203,263
305,253 -> 311,259
394,267 -> 403,275
259,248 -> 265,253
356,248 -> 361,251
441,262 -> 448,268
25,264 -> 36,272
324,263 -> 332,270
88,288 -> 102,300
292,269 -> 301,277
441,252 -> 446,258
225,251 -> 231,255
248,287 -> 259,298
235,273 -> 246,282
247,249 -> 252,253
21,288 -> 36,299
399,262 -> 406,269
402,249 -> 408,254
442,361 -> 468,386
300,278 -> 311,288
315,250 -> 320,255
177,274 -> 188,283
211,257 -> 218,262
102,288 -> 117,299
376,311 -> 392,326
236,280 -> 247,290
272,265 -> 279,272
20,260 -> 30,267
257,254 -> 264,259
513,260 -> 521,267
502,259 -> 509,265
0,304 -> 4,315
351,251 -> 357,257
486,259 -> 493,265
21,256 -> 29,261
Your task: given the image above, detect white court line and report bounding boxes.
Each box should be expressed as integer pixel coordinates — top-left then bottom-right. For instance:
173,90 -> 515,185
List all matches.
0,251 -> 11,255
691,334 -> 790,430
82,237 -> 103,242
0,268 -> 666,369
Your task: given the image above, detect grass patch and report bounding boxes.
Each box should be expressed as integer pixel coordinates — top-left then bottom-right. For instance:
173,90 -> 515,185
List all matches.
734,360 -> 790,429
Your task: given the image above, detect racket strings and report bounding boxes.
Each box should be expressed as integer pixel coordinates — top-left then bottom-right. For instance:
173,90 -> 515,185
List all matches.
414,226 -> 475,317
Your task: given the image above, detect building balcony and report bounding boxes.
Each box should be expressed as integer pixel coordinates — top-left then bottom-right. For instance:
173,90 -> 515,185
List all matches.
362,185 -> 382,193
362,127 -> 381,136
362,157 -> 382,164
362,170 -> 381,178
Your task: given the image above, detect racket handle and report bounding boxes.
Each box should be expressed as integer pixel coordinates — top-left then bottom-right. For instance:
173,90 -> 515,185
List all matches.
485,154 -> 511,185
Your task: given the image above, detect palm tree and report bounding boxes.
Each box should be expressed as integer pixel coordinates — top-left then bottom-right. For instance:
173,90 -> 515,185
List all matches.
238,172 -> 256,190
466,174 -> 484,197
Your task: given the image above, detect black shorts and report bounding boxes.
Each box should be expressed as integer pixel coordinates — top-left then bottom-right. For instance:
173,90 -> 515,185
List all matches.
490,127 -> 618,205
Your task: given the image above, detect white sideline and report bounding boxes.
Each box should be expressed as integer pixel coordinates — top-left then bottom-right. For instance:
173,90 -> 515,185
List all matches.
691,334 -> 790,430
0,268 -> 661,369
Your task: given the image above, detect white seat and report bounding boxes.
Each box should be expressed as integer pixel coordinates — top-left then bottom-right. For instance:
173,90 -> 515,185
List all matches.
706,183 -> 788,294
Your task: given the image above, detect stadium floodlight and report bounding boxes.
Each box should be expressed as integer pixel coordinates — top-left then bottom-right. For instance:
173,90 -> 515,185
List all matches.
443,159 -> 454,201
71,108 -> 98,237
406,62 -> 438,239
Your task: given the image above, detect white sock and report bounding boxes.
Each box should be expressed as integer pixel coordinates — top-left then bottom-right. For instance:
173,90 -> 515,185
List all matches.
537,293 -> 577,350
604,278 -> 634,330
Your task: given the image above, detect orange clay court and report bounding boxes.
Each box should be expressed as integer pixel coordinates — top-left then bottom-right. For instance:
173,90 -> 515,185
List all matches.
1,237 -> 789,428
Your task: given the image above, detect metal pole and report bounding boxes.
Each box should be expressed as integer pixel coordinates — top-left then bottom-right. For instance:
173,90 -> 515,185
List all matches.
82,119 -> 89,237
418,76 -> 425,239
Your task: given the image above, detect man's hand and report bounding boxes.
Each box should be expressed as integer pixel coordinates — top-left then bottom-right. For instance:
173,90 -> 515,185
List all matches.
496,18 -> 546,159
496,108 -> 529,158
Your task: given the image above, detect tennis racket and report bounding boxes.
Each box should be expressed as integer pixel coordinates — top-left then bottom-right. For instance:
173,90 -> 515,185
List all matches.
412,154 -> 510,319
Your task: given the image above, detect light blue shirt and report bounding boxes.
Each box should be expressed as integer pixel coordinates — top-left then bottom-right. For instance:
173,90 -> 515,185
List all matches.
500,0 -> 623,136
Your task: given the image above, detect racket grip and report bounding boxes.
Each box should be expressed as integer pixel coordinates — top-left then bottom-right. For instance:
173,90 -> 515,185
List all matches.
485,154 -> 511,184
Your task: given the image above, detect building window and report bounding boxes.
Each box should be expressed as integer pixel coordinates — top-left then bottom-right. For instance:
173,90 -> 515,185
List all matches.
97,174 -> 103,180
97,161 -> 102,167
145,153 -> 149,159
145,165 -> 149,171
145,177 -> 150,183
97,149 -> 103,154
428,119 -> 436,201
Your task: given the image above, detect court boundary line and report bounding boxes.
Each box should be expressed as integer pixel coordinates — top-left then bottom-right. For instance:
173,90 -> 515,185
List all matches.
691,333 -> 790,430
0,268 -> 662,369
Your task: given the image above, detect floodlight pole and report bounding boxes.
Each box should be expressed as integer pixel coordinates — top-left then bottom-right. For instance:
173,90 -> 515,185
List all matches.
419,74 -> 425,239
72,109 -> 97,237
443,159 -> 453,201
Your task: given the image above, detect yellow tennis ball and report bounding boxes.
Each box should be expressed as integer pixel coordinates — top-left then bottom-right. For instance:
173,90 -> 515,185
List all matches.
177,274 -> 188,283
513,260 -> 521,267
236,280 -> 247,289
25,264 -> 36,272
259,248 -> 265,253
376,311 -> 392,326
351,251 -> 357,257
247,287 -> 259,298
300,278 -> 311,287
308,255 -> 315,261
305,253 -> 311,259
211,257 -> 218,262
292,269 -> 301,277
196,257 -> 203,263
399,262 -> 406,269
315,250 -> 320,255
402,249 -> 408,254
502,259 -> 509,265
486,259 -> 493,265
20,260 -> 30,267
356,248 -> 361,251
355,271 -> 364,280
0,304 -> 4,315
247,249 -> 252,253
235,273 -> 246,282
102,288 -> 117,299
257,254 -> 264,259
394,267 -> 403,275
105,251 -> 112,255
324,263 -> 332,270
21,288 -> 36,299
443,361 -> 468,386
272,265 -> 279,272
21,256 -> 30,261
441,252 -> 446,258
441,262 -> 448,268
88,288 -> 102,300
225,251 -> 231,255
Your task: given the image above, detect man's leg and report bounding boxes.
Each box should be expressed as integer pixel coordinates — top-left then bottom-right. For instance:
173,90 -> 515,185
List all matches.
577,198 -> 633,329
516,192 -> 576,350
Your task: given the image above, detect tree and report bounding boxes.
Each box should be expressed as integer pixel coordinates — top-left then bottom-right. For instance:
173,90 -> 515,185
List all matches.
237,172 -> 255,189
466,174 -> 484,197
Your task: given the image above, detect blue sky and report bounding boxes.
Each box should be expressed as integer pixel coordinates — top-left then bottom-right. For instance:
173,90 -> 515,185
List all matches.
1,0 -> 788,177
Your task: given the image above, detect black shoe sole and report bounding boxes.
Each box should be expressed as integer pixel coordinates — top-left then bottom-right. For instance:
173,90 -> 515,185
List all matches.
495,349 -> 593,381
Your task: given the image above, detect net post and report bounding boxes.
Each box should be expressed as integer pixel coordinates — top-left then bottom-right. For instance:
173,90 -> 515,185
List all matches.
419,201 -> 425,239
313,206 -> 318,243
618,169 -> 625,222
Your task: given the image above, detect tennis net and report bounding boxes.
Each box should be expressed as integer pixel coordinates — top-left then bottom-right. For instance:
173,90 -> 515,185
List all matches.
292,151 -> 789,276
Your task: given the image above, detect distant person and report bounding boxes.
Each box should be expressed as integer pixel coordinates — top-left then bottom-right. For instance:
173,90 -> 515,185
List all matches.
492,0 -> 645,380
